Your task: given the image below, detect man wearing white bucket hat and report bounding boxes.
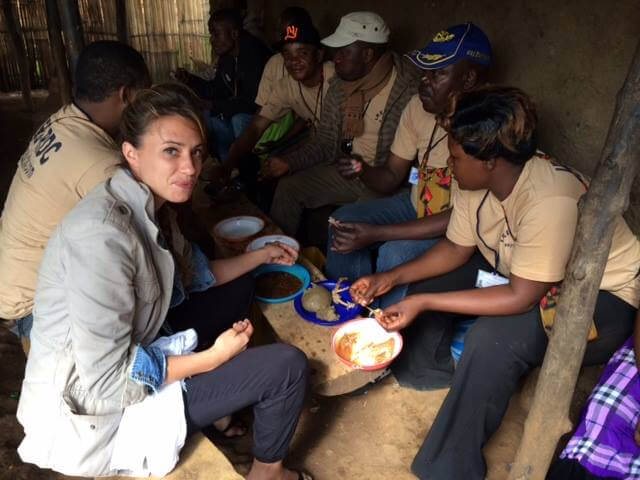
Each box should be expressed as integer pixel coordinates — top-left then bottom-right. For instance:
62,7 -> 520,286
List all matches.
266,12 -> 420,236
321,11 -> 391,48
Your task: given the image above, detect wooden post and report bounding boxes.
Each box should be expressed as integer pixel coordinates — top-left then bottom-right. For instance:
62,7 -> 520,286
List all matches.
1,0 -> 33,111
45,0 -> 71,105
508,38 -> 640,480
115,0 -> 128,44
56,0 -> 84,74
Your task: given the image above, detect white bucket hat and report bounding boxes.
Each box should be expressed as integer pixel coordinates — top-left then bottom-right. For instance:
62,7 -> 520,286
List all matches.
321,12 -> 390,48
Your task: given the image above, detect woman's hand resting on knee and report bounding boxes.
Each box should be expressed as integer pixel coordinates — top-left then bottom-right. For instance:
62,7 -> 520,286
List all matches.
211,319 -> 254,363
165,320 -> 255,384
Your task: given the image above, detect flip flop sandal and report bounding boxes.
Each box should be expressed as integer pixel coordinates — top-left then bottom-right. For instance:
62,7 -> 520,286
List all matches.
218,417 -> 247,438
203,418 -> 248,443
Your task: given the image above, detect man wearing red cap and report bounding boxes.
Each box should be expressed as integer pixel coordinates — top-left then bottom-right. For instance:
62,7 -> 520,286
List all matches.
266,12 -> 421,237
222,17 -> 334,181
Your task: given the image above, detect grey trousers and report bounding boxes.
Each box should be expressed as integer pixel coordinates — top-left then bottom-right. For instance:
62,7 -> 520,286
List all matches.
269,163 -> 379,236
396,254 -> 636,480
183,343 -> 308,463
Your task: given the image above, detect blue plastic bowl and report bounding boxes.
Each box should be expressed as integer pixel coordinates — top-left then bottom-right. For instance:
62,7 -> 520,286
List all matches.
253,263 -> 311,303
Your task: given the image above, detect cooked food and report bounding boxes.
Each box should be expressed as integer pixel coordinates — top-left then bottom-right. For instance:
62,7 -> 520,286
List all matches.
317,306 -> 339,321
335,332 -> 358,360
255,272 -> 302,299
336,332 -> 395,367
363,305 -> 383,319
331,277 -> 356,310
302,285 -> 338,321
301,284 -> 331,310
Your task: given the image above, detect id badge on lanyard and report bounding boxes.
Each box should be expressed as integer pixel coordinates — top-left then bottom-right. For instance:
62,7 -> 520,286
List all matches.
409,166 -> 419,185
475,269 -> 509,288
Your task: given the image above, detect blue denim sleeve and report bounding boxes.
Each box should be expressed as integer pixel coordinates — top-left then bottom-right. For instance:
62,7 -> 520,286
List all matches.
129,344 -> 167,393
169,269 -> 186,309
188,242 -> 216,293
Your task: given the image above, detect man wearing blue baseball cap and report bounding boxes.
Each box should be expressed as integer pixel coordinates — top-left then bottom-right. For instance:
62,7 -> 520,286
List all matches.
327,22 -> 492,309
265,11 -> 421,236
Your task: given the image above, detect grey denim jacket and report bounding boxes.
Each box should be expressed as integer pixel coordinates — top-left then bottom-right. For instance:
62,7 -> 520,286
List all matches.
17,168 -> 175,476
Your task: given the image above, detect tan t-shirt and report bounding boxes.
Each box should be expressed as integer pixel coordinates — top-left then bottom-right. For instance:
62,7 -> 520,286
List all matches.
260,61 -> 335,125
446,155 -> 640,307
255,53 -> 288,107
0,103 -> 120,319
390,94 -> 450,210
352,67 -> 397,167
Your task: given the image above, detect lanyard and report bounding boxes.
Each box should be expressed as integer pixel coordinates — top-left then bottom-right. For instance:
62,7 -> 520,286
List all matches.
476,190 -> 518,274
298,72 -> 324,127
341,99 -> 373,154
476,190 -> 500,272
420,122 -> 448,170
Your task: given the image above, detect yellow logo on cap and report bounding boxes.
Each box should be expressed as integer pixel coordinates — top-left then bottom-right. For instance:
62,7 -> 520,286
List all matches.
419,53 -> 445,61
433,31 -> 455,42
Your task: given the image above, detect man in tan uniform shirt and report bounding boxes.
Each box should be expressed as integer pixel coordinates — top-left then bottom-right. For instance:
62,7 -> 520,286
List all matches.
267,12 -> 421,236
326,23 -> 492,308
254,6 -> 312,107
223,17 -> 332,177
0,41 -> 150,339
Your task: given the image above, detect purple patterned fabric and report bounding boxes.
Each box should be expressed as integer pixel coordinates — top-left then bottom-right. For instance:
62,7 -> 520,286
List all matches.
560,337 -> 640,478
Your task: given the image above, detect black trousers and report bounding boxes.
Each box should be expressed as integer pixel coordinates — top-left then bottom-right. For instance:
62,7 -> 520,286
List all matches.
166,273 -> 308,463
165,273 -> 255,351
392,254 -> 636,480
183,343 -> 308,463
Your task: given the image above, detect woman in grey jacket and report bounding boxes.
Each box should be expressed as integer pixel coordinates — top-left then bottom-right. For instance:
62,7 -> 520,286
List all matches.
17,83 -> 311,480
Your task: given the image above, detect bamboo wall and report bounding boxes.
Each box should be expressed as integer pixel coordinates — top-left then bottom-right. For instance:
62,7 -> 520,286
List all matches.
0,0 -> 211,92
0,0 -> 49,92
128,0 -> 211,83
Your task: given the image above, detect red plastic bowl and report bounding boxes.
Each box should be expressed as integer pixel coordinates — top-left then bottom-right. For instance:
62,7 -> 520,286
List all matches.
332,317 -> 403,371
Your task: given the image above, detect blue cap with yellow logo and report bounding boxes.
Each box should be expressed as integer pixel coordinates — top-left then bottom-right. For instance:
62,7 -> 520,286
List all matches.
405,22 -> 492,70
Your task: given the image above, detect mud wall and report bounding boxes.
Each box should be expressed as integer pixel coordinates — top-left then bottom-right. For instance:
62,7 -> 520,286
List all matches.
260,0 -> 640,230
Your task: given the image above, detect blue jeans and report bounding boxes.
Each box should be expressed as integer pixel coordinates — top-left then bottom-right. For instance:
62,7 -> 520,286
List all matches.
207,112 -> 253,163
326,192 -> 439,308
9,312 -> 33,339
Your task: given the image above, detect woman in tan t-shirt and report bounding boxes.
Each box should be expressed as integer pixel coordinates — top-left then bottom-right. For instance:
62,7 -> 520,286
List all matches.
350,86 -> 640,480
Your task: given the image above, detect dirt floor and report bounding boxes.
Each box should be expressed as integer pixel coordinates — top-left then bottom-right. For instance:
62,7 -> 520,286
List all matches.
222,374 -> 531,480
0,95 -> 597,480
0,324 -> 526,480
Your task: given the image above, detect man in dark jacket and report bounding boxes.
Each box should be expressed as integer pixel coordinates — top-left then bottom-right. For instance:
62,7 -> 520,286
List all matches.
177,8 -> 271,162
